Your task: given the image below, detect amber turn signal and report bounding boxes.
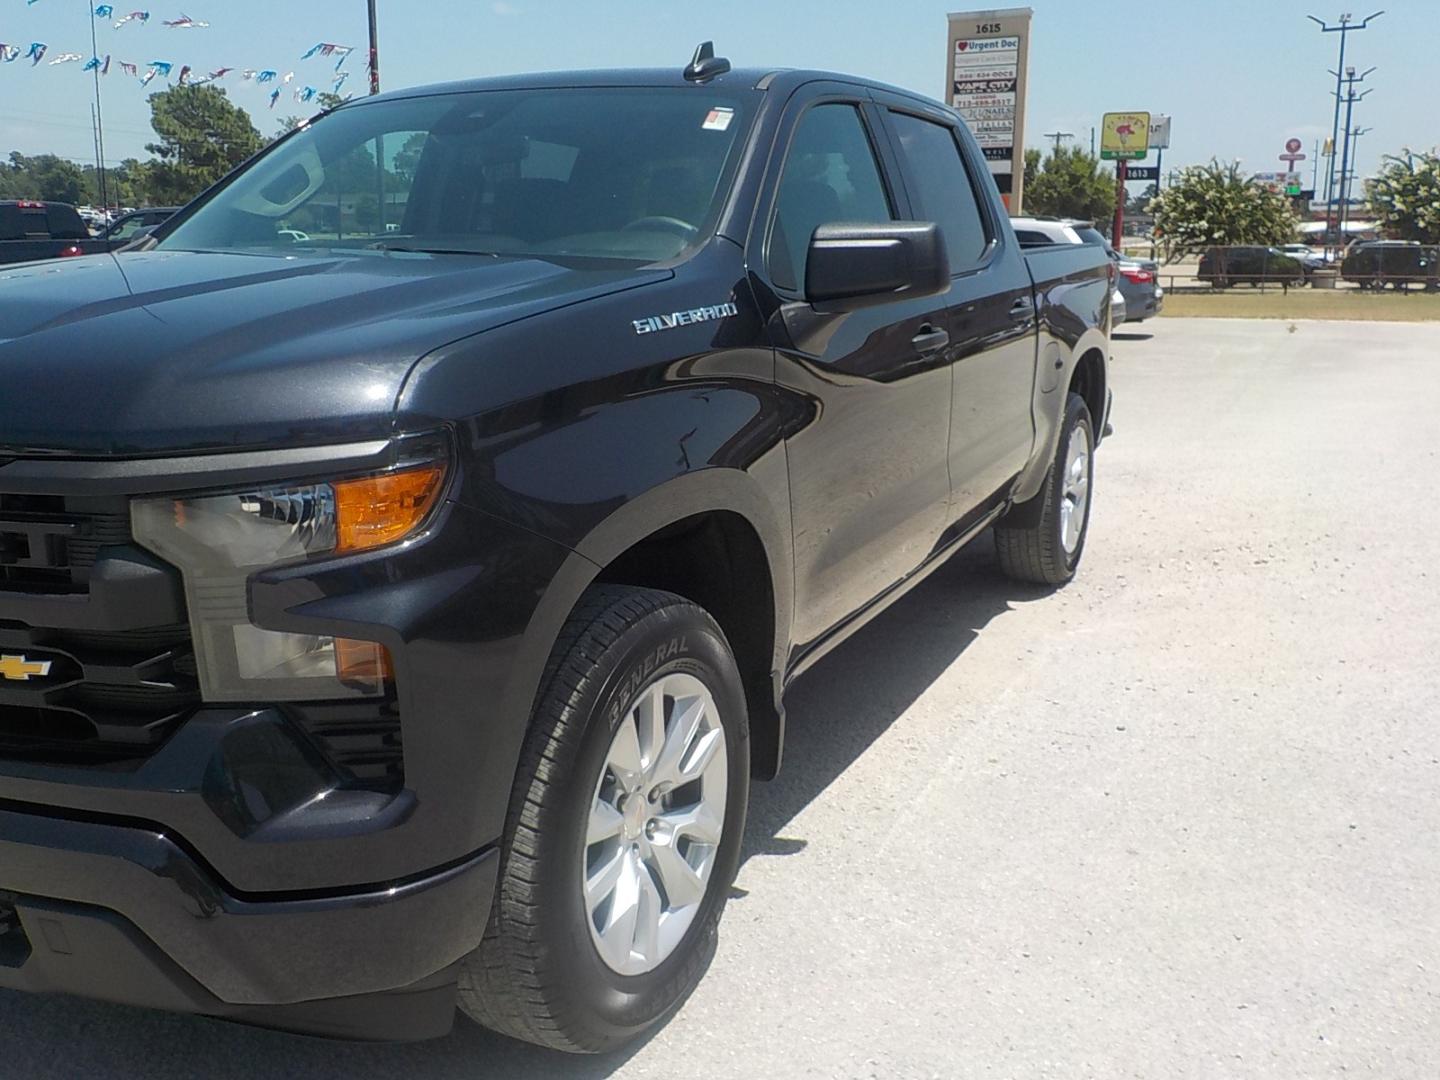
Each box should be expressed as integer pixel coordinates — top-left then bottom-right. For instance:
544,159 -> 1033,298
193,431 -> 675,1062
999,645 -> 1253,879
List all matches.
335,637 -> 395,686
333,464 -> 446,554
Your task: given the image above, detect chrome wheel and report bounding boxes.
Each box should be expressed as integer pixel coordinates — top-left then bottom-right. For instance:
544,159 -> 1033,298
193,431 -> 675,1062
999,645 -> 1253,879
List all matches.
1059,423 -> 1092,556
584,671 -> 728,977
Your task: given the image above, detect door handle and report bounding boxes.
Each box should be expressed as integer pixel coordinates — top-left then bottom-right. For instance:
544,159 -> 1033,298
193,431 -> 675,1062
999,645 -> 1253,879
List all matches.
1009,297 -> 1035,321
911,324 -> 950,355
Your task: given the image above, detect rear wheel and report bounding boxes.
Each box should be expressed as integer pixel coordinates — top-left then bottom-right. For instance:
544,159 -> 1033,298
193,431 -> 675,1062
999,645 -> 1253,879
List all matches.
459,586 -> 750,1053
994,392 -> 1095,586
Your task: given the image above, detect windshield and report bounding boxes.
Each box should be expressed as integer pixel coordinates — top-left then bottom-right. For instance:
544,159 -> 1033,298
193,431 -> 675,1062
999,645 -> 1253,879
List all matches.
159,87 -> 751,264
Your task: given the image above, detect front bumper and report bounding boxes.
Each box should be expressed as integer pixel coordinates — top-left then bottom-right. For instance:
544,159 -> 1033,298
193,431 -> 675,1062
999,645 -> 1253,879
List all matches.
0,439 -> 583,1033
0,798 -> 497,1038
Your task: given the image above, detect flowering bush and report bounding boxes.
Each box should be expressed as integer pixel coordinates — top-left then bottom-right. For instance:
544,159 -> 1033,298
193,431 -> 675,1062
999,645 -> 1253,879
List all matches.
1148,160 -> 1298,262
1366,151 -> 1440,243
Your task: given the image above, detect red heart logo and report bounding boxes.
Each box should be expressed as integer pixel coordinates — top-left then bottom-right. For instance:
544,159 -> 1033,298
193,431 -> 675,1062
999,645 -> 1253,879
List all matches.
958,41 -> 970,51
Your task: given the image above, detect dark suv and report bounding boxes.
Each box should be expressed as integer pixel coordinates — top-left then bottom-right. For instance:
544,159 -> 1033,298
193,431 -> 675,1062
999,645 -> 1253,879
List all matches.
1197,245 -> 1306,287
0,52 -> 1110,1051
1341,240 -> 1438,290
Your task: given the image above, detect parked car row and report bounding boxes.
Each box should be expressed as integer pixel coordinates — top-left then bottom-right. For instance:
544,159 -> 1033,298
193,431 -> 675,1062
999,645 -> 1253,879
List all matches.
1198,241 -> 1438,291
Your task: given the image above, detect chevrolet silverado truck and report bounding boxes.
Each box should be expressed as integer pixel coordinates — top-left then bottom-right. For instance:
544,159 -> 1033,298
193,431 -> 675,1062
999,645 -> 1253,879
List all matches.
0,201 -> 110,265
0,47 -> 1111,1052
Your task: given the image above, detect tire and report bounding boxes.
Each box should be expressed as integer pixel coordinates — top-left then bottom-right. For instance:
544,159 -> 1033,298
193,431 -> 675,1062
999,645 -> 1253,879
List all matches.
458,586 -> 750,1053
994,392 -> 1095,586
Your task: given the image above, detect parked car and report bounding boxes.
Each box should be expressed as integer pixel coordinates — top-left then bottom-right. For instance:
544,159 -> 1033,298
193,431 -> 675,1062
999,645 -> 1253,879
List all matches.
1341,240 -> 1438,291
1013,216 -> 1163,322
0,201 -> 109,265
99,206 -> 180,247
1197,246 -> 1306,287
1280,243 -> 1329,276
0,48 -> 1112,1051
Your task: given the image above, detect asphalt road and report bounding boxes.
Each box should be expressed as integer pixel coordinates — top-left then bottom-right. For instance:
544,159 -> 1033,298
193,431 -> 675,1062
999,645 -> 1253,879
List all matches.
4,318 -> 1438,1078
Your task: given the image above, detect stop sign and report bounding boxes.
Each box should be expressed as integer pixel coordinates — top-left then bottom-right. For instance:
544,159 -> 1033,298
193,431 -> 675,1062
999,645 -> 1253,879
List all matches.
1285,137 -> 1303,154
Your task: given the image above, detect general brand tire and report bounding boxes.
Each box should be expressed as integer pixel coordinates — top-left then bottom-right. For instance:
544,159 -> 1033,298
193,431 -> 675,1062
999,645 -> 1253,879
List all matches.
458,585 -> 750,1053
993,392 -> 1095,586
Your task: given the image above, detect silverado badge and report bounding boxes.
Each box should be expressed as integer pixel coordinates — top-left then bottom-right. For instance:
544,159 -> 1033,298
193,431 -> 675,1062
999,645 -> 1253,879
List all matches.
0,655 -> 52,681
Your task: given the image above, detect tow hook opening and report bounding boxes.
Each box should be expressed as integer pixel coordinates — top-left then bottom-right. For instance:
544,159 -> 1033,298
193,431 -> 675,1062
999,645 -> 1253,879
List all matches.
0,893 -> 33,969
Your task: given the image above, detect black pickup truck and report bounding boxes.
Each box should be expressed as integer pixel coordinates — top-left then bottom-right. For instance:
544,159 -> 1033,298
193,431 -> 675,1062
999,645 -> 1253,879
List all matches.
0,48 -> 1110,1051
0,201 -> 109,265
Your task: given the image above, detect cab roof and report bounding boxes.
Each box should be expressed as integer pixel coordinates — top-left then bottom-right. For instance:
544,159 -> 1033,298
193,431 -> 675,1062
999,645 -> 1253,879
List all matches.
359,67 -> 946,112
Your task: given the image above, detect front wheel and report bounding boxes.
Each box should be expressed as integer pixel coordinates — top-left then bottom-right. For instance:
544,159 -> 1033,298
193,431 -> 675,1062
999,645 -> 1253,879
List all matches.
994,392 -> 1095,585
459,586 -> 750,1053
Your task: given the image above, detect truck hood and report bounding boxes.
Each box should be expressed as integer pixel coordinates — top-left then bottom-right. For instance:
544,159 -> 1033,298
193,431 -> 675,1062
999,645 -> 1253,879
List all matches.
0,250 -> 668,457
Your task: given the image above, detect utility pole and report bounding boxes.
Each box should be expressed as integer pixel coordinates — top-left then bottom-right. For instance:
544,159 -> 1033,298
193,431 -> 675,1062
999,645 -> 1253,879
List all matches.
1342,124 -> 1373,235
1042,130 -> 1073,153
1307,11 -> 1382,256
368,0 -> 381,95
86,0 -> 108,212
368,0 -> 384,232
1333,67 -> 1375,248
1089,127 -> 1095,156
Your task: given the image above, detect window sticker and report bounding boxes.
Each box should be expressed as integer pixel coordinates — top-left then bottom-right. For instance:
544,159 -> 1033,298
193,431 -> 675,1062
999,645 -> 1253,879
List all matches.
702,107 -> 735,132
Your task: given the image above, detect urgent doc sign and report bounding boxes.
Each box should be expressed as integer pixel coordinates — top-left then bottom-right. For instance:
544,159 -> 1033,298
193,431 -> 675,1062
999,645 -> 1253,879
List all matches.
947,8 -> 1033,211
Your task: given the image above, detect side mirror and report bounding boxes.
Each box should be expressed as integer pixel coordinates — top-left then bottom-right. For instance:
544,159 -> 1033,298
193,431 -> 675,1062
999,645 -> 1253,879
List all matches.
804,221 -> 950,310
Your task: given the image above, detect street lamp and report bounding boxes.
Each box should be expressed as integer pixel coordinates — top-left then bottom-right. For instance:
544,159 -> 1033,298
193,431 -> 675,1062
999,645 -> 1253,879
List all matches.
1307,10 -> 1383,257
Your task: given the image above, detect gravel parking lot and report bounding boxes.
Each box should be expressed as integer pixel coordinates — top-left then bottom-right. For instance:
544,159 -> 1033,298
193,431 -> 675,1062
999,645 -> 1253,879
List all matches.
4,318 -> 1437,1079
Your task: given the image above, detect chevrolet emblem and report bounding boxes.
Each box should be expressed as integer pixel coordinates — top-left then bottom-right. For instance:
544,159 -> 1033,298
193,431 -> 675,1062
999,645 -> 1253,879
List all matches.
0,654 -> 52,681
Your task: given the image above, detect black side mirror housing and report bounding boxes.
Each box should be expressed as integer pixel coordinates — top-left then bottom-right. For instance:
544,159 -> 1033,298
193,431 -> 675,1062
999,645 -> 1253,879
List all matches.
804,222 -> 950,310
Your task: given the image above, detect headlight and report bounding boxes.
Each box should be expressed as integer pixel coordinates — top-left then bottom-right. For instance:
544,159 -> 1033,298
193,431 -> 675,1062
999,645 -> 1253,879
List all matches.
133,464 -> 445,702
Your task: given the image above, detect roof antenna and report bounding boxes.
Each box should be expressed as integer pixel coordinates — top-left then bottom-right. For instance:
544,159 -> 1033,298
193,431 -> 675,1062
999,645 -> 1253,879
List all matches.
684,41 -> 731,83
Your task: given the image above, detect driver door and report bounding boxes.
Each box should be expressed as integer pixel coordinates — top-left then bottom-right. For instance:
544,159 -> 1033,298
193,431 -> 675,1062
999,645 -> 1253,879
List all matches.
753,90 -> 957,647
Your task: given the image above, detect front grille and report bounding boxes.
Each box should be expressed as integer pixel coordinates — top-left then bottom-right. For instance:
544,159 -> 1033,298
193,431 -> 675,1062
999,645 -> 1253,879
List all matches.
0,621 -> 200,765
0,493 -> 129,594
0,491 -> 404,786
0,492 -> 198,766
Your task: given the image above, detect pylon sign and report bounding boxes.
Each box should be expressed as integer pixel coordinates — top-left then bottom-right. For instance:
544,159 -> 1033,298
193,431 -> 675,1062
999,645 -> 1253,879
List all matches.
1100,112 -> 1151,160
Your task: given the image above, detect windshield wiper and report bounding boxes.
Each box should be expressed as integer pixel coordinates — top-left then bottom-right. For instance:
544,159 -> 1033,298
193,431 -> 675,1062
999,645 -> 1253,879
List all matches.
368,242 -> 502,258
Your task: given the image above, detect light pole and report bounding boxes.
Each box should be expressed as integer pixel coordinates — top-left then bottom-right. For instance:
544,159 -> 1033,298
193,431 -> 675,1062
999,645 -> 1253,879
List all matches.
1307,11 -> 1382,255
86,0 -> 108,211
1333,67 -> 1375,247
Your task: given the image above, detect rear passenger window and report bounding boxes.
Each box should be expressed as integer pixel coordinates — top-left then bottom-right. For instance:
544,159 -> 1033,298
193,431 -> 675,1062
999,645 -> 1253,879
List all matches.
770,104 -> 894,293
887,112 -> 991,271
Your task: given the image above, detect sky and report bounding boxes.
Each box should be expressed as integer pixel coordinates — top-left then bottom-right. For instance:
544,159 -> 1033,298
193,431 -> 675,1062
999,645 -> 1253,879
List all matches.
2,0 -> 1434,187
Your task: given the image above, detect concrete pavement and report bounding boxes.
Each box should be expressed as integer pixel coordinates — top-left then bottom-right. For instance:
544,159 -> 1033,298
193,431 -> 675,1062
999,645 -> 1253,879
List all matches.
3,318 -> 1437,1078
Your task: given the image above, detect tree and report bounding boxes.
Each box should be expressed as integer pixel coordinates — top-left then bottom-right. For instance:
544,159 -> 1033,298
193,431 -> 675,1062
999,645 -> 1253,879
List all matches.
145,85 -> 263,204
1025,147 -> 1116,225
1127,183 -> 1158,215
1149,159 -> 1298,261
0,153 -> 87,204
1366,150 -> 1440,243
